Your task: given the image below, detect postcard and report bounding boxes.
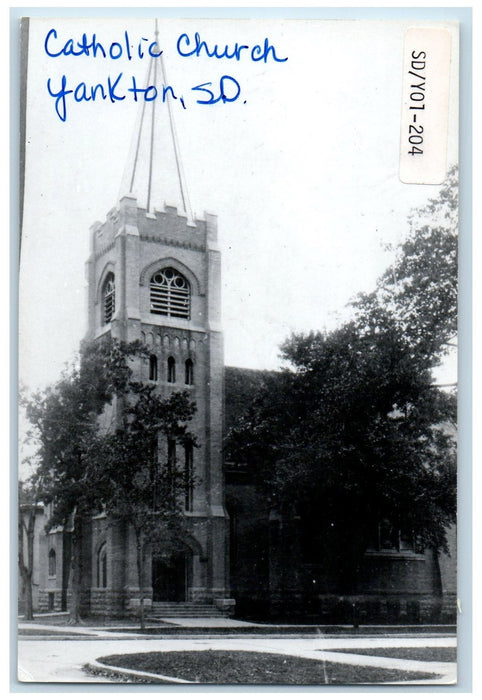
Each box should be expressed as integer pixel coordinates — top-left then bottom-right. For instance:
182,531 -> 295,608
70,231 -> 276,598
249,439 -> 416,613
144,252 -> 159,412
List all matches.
17,13 -> 462,686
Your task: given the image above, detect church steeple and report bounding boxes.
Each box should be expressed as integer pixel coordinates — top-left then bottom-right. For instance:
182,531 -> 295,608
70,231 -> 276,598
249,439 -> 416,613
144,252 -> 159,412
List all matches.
84,19 -> 229,609
119,19 -> 193,222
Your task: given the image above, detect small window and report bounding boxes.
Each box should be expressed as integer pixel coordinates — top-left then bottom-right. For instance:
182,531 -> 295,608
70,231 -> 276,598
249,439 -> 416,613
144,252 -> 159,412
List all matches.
185,443 -> 194,512
185,359 -> 194,385
48,549 -> 56,577
149,355 -> 158,382
97,543 -> 107,588
102,273 -> 115,324
167,356 -> 176,383
369,519 -> 422,554
150,267 -> 190,319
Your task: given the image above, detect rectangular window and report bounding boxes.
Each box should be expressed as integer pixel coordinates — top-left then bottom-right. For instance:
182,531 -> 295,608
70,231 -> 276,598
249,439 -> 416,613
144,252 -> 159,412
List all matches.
167,356 -> 176,383
149,355 -> 158,381
48,549 -> 56,577
185,359 -> 194,385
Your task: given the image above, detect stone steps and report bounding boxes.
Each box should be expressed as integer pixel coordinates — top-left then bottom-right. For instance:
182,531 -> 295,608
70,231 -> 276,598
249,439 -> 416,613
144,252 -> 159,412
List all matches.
147,602 -> 227,619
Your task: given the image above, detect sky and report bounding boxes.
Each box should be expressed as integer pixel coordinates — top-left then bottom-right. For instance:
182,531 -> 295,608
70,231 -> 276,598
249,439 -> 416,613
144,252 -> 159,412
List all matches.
19,15 -> 459,392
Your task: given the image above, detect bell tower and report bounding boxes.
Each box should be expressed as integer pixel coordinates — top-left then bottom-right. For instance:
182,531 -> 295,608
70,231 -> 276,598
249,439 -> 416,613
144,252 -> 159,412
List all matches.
84,27 -> 230,609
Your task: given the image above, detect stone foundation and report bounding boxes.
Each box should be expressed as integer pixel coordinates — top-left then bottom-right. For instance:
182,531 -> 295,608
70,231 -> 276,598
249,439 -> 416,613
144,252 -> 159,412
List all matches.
234,590 -> 457,624
314,594 -> 456,624
214,598 -> 236,615
37,589 -> 64,613
89,588 -> 129,616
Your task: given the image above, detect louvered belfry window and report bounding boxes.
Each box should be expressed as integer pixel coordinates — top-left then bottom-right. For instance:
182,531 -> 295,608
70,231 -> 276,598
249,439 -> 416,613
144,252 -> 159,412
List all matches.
150,268 -> 190,319
103,273 -> 115,324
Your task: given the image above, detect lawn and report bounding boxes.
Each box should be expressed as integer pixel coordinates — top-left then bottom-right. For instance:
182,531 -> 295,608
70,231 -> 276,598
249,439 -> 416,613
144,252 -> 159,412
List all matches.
330,647 -> 456,663
96,650 -> 438,684
18,628 -> 97,638
19,616 -> 165,628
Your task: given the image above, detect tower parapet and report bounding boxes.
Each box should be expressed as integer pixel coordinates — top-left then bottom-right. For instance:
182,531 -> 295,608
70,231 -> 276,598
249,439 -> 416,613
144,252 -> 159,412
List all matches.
89,197 -> 219,260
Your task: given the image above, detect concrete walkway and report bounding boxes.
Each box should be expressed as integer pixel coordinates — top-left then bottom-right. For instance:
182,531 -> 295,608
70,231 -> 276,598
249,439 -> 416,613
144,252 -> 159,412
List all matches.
19,615 -> 260,635
17,620 -> 457,685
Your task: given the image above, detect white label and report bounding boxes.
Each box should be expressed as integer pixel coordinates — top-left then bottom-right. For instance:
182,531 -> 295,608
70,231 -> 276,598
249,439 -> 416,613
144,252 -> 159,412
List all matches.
399,27 -> 452,184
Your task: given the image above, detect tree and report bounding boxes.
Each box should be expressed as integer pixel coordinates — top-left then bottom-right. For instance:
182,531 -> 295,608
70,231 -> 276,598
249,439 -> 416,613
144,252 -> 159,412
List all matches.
23,336 -> 197,625
87,383 -> 197,629
22,337 -> 140,622
18,481 -> 43,620
353,165 -> 458,372
226,172 -> 457,595
228,324 -> 456,593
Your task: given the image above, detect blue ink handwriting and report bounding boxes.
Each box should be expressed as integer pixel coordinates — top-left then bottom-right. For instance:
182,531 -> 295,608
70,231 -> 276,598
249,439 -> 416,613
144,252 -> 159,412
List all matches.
46,73 -> 246,122
43,26 -> 288,121
44,28 -> 162,60
176,32 -> 288,63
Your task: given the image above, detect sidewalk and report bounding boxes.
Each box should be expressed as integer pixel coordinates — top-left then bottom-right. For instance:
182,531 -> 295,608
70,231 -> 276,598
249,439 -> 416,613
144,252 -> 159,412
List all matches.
17,618 -> 457,685
18,616 -> 457,639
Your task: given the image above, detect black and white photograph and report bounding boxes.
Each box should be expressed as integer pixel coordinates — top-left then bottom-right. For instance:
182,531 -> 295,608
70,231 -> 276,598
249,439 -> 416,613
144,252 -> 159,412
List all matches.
17,10 -> 463,687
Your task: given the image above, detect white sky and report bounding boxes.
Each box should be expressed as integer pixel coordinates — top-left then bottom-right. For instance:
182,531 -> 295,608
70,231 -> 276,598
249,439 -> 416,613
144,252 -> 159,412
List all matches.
19,16 -> 459,391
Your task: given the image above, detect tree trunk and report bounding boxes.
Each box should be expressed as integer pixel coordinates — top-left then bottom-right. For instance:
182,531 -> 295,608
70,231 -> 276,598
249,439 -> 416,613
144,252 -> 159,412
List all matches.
135,532 -> 146,631
18,509 -> 36,620
24,572 -> 34,620
432,548 -> 443,596
430,548 -> 443,623
67,511 -> 84,624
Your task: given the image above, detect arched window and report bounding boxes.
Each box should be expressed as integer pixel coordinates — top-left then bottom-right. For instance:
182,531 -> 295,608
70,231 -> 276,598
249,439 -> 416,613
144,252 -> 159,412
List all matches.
149,355 -> 158,382
97,543 -> 107,588
167,356 -> 176,383
185,358 -> 194,385
48,549 -> 56,577
102,273 -> 115,324
150,268 -> 190,319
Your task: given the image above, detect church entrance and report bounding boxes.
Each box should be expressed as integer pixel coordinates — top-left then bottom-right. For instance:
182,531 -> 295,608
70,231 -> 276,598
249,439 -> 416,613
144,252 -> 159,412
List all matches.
152,554 -> 188,602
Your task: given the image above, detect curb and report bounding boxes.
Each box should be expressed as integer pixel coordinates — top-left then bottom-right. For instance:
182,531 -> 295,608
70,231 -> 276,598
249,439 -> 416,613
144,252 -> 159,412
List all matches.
85,660 -> 194,684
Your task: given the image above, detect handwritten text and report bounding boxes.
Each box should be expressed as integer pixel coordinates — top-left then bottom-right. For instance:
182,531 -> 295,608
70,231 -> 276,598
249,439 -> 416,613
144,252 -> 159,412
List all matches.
43,26 -> 288,122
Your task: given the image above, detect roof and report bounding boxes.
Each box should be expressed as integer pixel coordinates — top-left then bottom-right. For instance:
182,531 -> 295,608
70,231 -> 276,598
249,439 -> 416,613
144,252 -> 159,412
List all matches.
224,366 -> 276,435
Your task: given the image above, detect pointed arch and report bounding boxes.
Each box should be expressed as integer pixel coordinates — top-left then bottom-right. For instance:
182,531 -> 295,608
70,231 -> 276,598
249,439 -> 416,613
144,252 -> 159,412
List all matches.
174,532 -> 204,558
185,358 -> 194,385
101,273 -> 115,325
48,548 -> 56,577
97,542 -> 108,588
140,257 -> 202,295
96,262 -> 116,300
167,356 -> 176,383
149,268 -> 191,318
149,354 -> 158,381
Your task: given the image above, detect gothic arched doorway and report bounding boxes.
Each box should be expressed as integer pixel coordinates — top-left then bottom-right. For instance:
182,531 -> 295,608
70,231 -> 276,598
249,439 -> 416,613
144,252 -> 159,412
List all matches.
152,552 -> 189,602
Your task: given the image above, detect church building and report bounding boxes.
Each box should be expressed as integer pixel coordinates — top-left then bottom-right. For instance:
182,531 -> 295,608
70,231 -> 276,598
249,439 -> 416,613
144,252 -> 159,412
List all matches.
28,43 -> 456,624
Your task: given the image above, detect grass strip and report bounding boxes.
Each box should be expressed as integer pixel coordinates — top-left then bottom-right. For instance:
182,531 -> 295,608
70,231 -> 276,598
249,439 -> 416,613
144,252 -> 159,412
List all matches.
18,628 -> 97,638
98,650 -> 437,684
329,647 -> 456,663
